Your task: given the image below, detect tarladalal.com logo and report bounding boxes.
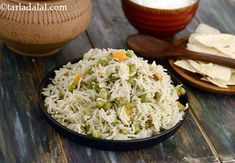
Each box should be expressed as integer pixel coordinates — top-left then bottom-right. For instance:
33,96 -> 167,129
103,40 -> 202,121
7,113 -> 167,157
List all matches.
0,2 -> 68,11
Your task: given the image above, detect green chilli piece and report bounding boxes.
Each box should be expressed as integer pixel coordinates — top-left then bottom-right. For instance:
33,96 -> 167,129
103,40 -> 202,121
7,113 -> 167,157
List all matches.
126,50 -> 135,58
103,102 -> 112,111
129,64 -> 137,74
92,129 -> 101,138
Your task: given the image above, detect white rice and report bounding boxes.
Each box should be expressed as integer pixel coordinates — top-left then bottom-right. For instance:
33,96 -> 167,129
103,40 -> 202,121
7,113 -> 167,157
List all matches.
42,49 -> 186,140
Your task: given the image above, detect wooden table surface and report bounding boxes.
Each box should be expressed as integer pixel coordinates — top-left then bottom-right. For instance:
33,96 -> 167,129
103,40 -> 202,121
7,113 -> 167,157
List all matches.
0,0 -> 235,162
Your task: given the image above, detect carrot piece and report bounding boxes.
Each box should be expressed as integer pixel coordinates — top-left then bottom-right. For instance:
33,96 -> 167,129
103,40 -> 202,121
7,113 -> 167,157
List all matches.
112,51 -> 127,62
72,74 -> 82,86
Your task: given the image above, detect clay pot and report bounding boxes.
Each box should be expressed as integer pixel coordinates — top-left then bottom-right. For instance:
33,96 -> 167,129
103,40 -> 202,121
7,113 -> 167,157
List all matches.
121,0 -> 200,37
0,0 -> 92,57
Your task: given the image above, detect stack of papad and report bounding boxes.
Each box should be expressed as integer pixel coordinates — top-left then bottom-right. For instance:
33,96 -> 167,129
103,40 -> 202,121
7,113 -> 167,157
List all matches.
174,24 -> 235,88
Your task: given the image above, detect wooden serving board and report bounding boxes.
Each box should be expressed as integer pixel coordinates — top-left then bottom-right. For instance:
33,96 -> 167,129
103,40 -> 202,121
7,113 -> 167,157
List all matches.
169,37 -> 235,95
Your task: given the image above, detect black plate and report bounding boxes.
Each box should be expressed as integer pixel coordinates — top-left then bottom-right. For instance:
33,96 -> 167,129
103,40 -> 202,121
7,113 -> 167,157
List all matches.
38,58 -> 189,151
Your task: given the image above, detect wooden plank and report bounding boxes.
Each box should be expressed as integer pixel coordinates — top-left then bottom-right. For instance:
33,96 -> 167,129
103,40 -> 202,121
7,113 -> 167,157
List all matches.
59,112 -> 218,163
189,91 -> 235,162
57,0 -> 218,162
0,0 -> 234,162
194,0 -> 235,35
0,33 -> 92,163
0,48 -> 67,163
86,0 -> 136,49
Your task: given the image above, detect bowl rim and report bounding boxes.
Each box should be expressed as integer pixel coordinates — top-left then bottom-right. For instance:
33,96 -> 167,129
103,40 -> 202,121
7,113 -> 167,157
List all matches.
122,0 -> 200,12
38,57 -> 190,144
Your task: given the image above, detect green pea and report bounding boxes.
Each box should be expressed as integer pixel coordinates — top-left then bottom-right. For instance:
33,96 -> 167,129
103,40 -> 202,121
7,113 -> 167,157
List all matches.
55,117 -> 63,123
134,124 -> 141,133
140,94 -> 150,103
121,129 -> 128,135
92,82 -> 101,92
177,87 -> 186,96
96,98 -> 107,108
99,59 -> 108,66
129,64 -> 137,74
92,129 -> 100,138
130,117 -> 135,123
112,119 -> 121,125
127,101 -> 137,109
103,102 -> 112,111
68,84 -> 76,92
117,98 -> 126,107
99,89 -> 108,99
126,50 -> 135,58
128,76 -> 135,85
107,110 -> 112,115
83,109 -> 91,116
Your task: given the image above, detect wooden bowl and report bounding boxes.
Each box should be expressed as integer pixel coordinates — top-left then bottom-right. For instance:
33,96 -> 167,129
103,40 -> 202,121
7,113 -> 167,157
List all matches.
0,0 -> 92,57
121,0 -> 200,37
